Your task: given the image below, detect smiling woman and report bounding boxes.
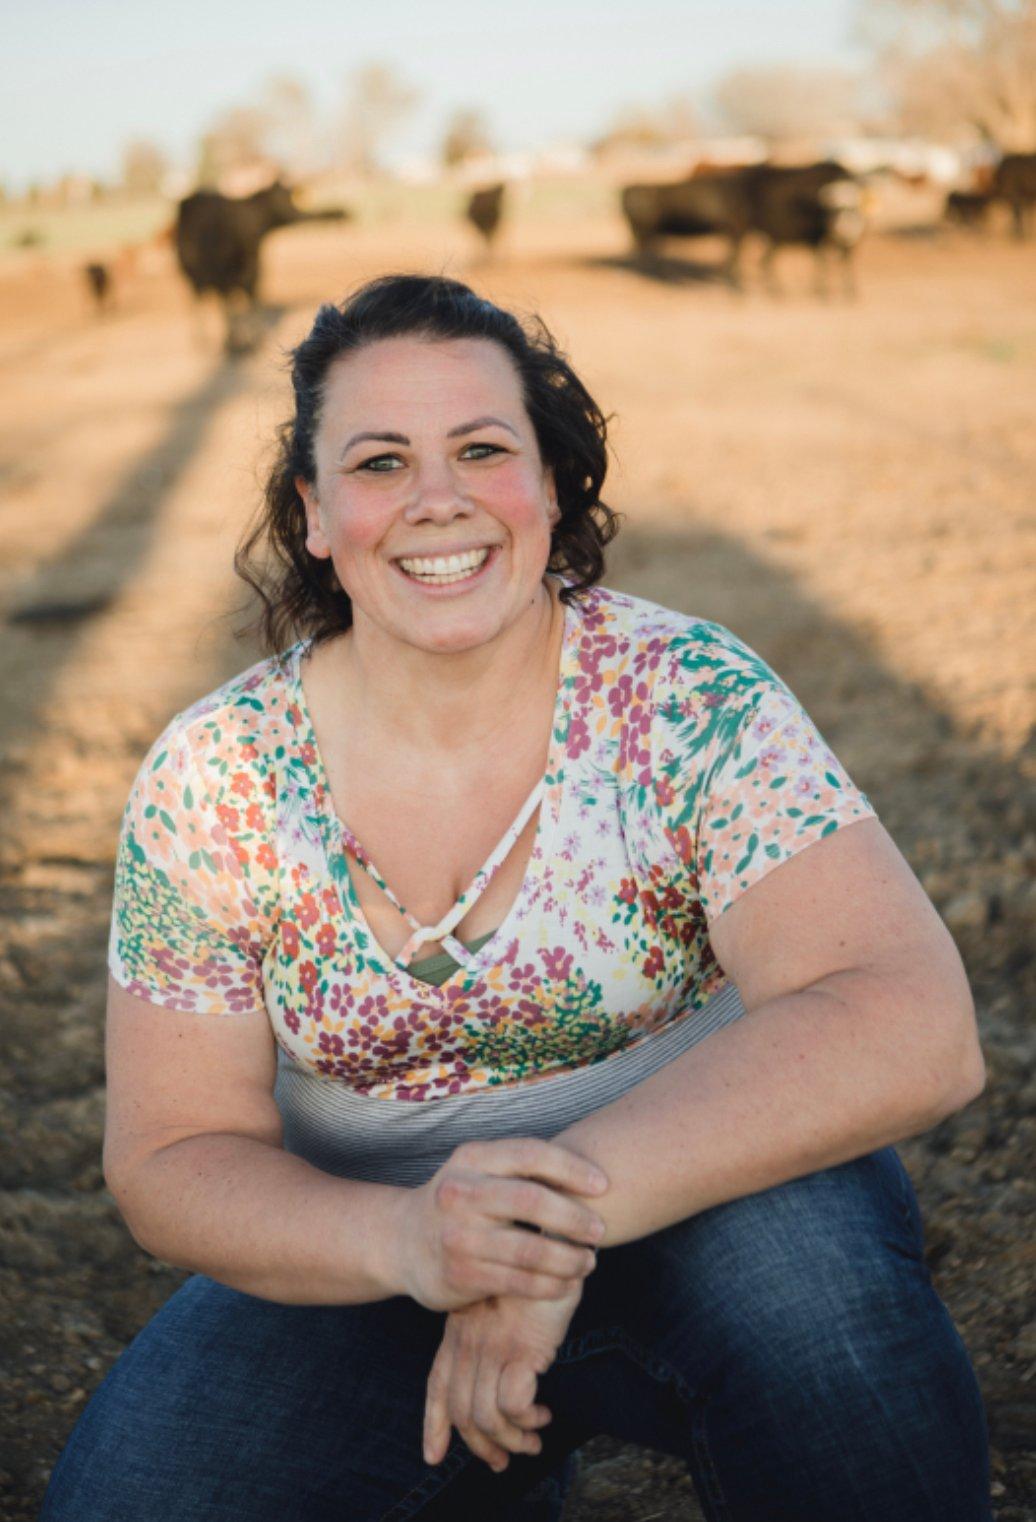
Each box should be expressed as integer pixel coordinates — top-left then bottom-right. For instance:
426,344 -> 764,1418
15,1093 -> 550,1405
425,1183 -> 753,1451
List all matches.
235,275 -> 616,654
40,275 -> 991,1522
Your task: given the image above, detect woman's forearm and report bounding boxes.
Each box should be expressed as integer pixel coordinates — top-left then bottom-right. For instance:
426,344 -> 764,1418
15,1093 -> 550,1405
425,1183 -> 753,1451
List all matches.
109,1133 -> 409,1304
552,970 -> 984,1248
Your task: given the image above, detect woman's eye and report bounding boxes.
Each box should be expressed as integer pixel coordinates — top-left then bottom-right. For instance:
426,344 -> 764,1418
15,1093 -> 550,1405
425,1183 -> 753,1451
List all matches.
357,454 -> 403,473
462,443 -> 503,460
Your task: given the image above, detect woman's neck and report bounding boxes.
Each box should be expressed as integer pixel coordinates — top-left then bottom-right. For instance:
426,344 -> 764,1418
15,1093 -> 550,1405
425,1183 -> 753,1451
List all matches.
327,579 -> 564,761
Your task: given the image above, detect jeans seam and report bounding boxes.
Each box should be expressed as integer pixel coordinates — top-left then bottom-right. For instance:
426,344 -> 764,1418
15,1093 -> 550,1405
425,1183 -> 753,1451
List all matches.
555,1322 -> 732,1520
378,1441 -> 473,1522
690,1395 -> 731,1522
555,1322 -> 696,1407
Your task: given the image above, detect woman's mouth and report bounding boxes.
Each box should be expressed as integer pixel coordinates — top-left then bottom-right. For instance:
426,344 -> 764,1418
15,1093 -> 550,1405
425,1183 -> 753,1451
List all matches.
394,546 -> 494,587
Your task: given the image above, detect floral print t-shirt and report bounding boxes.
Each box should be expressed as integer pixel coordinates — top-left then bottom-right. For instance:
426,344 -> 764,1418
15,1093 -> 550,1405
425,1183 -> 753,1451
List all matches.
109,582 -> 877,1102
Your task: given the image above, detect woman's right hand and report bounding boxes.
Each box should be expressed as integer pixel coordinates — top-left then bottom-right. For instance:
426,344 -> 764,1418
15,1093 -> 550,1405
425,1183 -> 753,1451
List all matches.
391,1138 -> 608,1311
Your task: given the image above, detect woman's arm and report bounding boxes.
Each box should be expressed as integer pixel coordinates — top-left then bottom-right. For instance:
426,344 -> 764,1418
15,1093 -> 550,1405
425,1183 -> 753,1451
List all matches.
103,978 -> 606,1305
551,817 -> 985,1248
421,816 -> 987,1470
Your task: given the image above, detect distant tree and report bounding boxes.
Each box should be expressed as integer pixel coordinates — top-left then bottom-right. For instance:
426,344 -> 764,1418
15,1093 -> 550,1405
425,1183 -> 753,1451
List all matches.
712,65 -> 861,141
195,76 -> 321,188
594,93 -> 700,154
121,139 -> 169,197
859,0 -> 1036,146
441,108 -> 493,169
259,74 -> 320,177
338,63 -> 420,176
198,105 -> 273,185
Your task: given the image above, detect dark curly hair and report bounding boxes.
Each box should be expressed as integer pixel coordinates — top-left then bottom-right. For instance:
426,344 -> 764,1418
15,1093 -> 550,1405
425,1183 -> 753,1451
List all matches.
235,273 -> 621,652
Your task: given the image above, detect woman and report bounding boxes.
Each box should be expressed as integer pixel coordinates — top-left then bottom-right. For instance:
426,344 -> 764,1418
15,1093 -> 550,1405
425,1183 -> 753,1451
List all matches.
42,274 -> 991,1522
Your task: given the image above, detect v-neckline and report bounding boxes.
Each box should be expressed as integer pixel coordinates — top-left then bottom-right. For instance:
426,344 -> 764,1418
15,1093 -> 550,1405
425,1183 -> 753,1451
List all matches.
287,580 -> 580,997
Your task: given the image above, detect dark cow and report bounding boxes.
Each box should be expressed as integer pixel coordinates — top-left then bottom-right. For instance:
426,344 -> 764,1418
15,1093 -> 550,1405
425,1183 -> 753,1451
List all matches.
621,161 -> 864,295
990,152 -> 1036,239
465,183 -> 506,253
943,190 -> 992,231
621,167 -> 755,275
82,261 -> 112,314
750,162 -> 866,297
175,181 -> 348,350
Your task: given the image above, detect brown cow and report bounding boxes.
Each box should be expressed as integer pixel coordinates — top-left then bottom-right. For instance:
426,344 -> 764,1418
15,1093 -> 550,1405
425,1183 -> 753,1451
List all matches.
990,152 -> 1036,239
465,183 -> 506,254
943,190 -> 992,231
621,161 -> 865,295
82,261 -> 112,315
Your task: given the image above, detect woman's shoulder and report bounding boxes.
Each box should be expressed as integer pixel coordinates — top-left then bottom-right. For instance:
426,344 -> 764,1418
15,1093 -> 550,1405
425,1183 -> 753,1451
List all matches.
134,644 -> 305,801
577,583 -> 788,701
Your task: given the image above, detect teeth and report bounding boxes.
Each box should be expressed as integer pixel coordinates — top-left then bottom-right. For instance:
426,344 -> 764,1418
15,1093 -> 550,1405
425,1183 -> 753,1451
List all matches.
398,548 -> 490,580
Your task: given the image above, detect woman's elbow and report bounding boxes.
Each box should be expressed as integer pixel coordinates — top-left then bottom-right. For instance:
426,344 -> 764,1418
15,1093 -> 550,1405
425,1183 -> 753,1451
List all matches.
932,991 -> 986,1119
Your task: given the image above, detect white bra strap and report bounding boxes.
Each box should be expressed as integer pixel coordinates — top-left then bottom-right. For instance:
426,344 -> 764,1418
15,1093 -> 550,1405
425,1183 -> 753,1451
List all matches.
395,776 -> 545,968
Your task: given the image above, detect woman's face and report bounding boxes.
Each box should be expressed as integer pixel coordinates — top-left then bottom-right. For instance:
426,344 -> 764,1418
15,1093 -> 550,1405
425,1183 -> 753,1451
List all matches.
298,336 -> 560,659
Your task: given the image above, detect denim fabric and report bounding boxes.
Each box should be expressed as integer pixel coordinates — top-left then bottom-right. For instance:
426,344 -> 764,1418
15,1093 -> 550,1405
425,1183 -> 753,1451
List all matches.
40,1146 -> 991,1522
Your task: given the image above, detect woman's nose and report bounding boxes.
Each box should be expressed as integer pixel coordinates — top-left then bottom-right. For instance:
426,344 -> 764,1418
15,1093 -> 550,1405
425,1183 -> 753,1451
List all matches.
402,464 -> 473,525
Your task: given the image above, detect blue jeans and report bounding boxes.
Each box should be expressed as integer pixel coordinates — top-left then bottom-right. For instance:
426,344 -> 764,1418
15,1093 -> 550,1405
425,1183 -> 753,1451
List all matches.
40,1147 -> 991,1521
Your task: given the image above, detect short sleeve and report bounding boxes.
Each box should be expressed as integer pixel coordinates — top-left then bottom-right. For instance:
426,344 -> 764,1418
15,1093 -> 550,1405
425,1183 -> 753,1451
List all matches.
694,681 -> 877,923
108,722 -> 271,1015
650,622 -> 877,928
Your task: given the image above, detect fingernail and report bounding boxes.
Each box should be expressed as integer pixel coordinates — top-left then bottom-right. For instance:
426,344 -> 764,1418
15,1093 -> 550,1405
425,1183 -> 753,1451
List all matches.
588,1170 -> 608,1191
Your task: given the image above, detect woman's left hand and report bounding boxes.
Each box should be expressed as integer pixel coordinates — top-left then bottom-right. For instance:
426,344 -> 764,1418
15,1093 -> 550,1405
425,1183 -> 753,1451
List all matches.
423,1271 -> 587,1472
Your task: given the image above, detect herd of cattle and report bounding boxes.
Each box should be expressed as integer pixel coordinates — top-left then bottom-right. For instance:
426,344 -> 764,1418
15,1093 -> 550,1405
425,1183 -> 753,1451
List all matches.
79,150 -> 1036,345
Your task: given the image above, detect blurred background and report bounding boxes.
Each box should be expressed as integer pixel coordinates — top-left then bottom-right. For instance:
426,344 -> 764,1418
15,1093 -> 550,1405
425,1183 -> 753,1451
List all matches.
1,1 -> 1034,1518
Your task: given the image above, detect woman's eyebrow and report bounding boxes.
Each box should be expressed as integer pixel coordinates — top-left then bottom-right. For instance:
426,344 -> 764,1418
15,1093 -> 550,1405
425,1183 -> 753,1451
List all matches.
339,430 -> 408,460
447,415 -> 520,439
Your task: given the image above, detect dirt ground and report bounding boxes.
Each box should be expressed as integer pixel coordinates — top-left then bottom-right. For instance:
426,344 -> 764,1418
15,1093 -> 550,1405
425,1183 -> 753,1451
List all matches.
1,201 -> 1034,1520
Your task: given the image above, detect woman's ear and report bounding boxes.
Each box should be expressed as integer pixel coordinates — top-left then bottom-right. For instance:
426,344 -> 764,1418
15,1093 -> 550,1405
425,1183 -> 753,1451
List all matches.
296,476 -> 331,560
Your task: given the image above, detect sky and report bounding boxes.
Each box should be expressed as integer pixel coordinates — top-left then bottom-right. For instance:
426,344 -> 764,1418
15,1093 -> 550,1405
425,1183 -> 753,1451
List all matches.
1,0 -> 865,190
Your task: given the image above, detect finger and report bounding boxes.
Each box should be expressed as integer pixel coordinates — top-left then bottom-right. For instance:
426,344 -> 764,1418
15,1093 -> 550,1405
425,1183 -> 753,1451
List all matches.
461,1222 -> 598,1284
454,1261 -> 590,1303
455,1350 -> 512,1472
472,1360 -> 544,1459
498,1362 -> 553,1431
497,1225 -> 600,1280
423,1346 -> 453,1466
472,1176 -> 607,1247
453,1138 -> 608,1199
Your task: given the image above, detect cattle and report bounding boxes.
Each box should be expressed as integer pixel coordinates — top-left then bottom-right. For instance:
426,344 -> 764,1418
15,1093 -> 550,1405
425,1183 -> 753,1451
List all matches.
621,161 -> 865,295
944,190 -> 992,231
175,181 -> 348,351
990,152 -> 1036,239
751,163 -> 866,297
465,183 -> 506,253
621,168 -> 754,273
82,261 -> 112,314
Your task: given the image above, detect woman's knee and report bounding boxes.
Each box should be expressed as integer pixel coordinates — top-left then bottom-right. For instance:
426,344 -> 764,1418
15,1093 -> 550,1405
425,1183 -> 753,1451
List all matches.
595,1149 -> 939,1375
40,1276 -> 446,1521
